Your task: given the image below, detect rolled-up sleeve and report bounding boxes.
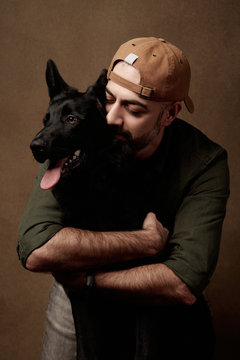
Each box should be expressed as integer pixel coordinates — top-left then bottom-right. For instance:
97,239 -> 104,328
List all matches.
163,151 -> 230,296
17,162 -> 64,267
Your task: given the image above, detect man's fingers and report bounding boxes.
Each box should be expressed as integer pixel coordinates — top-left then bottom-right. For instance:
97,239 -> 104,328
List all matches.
163,227 -> 169,238
143,212 -> 169,239
142,212 -> 156,229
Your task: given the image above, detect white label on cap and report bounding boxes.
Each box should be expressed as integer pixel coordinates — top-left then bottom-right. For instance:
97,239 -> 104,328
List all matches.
124,53 -> 138,65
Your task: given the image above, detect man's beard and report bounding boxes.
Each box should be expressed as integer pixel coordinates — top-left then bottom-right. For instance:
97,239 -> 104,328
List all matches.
132,108 -> 165,152
112,105 -> 166,154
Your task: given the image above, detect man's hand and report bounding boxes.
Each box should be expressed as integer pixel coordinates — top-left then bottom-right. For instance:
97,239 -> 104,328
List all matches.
52,271 -> 86,292
142,212 -> 169,254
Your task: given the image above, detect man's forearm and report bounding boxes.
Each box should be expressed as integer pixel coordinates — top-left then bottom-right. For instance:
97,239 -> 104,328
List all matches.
95,263 -> 196,305
52,262 -> 196,305
26,215 -> 167,272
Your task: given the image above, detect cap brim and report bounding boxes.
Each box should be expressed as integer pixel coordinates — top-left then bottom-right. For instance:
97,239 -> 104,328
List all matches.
184,95 -> 194,113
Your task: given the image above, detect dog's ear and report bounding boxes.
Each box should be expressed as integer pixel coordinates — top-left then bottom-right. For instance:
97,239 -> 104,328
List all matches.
86,69 -> 108,105
46,59 -> 77,100
94,68 -> 108,89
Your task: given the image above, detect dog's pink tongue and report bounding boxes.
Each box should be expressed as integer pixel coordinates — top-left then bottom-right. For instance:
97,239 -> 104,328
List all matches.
40,158 -> 67,190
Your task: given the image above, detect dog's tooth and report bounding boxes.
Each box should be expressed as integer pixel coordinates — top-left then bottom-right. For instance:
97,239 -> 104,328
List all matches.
74,150 -> 80,156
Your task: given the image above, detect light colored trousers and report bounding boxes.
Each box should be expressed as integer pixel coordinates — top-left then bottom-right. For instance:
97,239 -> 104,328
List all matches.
41,280 -> 77,360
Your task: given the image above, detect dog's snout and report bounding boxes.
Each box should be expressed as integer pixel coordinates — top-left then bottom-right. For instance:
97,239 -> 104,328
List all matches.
30,137 -> 46,151
30,138 -> 48,163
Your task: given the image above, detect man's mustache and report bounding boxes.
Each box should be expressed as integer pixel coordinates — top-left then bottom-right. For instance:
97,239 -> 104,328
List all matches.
110,125 -> 133,143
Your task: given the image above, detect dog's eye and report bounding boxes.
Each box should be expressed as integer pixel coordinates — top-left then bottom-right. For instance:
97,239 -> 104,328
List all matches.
65,115 -> 79,125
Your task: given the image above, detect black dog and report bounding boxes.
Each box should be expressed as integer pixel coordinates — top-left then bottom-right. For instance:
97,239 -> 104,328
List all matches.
30,60 -> 165,359
30,60 -> 151,231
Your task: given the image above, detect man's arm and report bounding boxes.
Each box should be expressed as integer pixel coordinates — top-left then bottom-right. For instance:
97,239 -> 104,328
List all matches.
26,212 -> 168,272
49,209 -> 196,306
95,263 -> 196,305
163,151 -> 230,295
53,263 -> 196,306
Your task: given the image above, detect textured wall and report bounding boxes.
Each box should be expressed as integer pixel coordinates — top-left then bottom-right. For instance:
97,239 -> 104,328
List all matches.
0,0 -> 239,358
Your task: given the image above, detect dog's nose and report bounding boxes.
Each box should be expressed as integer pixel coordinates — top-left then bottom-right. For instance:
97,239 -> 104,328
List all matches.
30,138 -> 47,163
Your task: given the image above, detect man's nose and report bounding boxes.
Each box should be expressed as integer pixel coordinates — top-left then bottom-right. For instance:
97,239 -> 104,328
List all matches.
106,103 -> 123,126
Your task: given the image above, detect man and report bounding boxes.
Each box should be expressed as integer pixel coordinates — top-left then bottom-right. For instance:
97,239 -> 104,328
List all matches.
17,37 -> 229,359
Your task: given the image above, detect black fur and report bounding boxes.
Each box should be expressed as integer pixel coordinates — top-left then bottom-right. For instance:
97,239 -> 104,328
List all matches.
30,60 -> 153,232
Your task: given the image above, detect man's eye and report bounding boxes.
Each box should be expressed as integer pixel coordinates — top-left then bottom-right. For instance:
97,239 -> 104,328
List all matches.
105,98 -> 115,104
129,111 -> 141,116
127,107 -> 143,117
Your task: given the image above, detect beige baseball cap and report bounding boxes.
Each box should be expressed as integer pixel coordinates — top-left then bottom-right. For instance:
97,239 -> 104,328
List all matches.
107,37 -> 194,113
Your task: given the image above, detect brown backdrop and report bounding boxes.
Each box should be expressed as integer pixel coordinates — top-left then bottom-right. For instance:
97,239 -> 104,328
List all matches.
0,1 -> 239,359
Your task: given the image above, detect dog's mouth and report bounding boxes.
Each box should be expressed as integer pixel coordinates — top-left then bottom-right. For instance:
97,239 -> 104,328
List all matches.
40,149 -> 84,190
61,149 -> 85,176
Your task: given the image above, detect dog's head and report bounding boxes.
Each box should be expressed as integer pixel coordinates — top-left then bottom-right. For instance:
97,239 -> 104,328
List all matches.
30,59 -> 110,190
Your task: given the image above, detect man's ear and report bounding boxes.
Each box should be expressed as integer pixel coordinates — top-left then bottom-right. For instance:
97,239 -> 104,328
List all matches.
163,102 -> 182,127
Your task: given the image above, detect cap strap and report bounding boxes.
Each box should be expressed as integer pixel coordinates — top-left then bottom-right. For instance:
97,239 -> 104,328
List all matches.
109,71 -> 155,98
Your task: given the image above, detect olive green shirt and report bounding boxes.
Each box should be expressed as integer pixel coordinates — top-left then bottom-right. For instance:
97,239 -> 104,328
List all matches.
17,119 -> 229,296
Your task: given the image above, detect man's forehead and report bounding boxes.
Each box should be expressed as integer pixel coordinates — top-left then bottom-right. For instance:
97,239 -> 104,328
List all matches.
106,80 -> 150,108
